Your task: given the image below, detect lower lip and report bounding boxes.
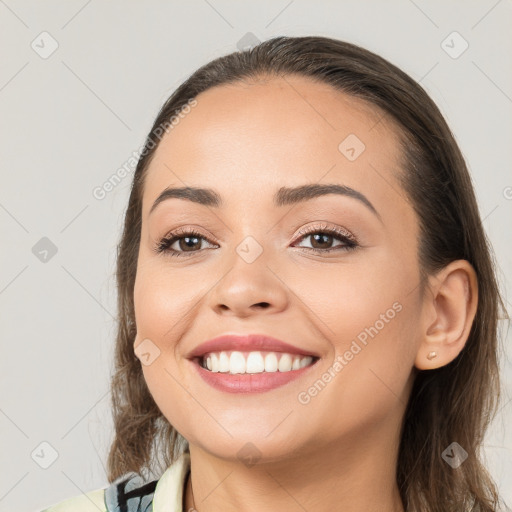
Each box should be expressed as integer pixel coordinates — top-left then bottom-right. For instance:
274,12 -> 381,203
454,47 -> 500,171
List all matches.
191,359 -> 318,393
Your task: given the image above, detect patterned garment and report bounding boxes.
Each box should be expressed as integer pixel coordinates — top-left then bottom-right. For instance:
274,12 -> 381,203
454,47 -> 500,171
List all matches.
39,451 -> 191,511
104,472 -> 159,512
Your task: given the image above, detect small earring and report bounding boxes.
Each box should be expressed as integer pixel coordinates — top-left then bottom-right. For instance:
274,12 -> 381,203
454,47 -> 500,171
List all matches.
427,351 -> 437,360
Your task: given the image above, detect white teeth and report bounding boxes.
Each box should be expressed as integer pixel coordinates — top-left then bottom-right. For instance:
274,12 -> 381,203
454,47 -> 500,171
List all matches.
211,353 -> 219,372
264,353 -> 278,372
218,351 -> 230,372
201,351 -> 315,374
278,353 -> 292,372
246,351 -> 265,373
229,351 -> 246,374
300,356 -> 313,368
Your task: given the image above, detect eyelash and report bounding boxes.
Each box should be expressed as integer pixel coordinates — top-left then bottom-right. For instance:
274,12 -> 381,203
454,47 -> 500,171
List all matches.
154,223 -> 359,258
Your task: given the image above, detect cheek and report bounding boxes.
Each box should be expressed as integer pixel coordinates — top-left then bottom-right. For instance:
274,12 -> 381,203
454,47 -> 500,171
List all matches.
133,265 -> 201,438
292,304 -> 418,448
287,254 -> 419,422
284,251 -> 408,351
133,262 -> 198,341
140,359 -> 198,440
133,261 -> 211,429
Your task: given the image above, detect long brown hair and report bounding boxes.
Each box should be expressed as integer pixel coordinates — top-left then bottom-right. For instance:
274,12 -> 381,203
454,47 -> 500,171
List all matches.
106,35 -> 509,511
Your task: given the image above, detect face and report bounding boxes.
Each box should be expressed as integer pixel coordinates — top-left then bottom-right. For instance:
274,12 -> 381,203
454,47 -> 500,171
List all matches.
133,75 -> 424,463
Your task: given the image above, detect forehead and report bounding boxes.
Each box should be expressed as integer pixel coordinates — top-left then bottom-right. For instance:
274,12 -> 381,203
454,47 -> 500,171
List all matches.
142,75 -> 406,214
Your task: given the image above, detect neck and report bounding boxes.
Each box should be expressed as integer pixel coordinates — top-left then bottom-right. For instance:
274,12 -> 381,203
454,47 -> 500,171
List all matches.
183,421 -> 405,512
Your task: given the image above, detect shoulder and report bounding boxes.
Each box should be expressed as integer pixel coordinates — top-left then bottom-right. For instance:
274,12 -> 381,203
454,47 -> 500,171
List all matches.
41,471 -> 158,512
41,488 -> 106,512
41,471 -> 156,512
41,452 -> 190,512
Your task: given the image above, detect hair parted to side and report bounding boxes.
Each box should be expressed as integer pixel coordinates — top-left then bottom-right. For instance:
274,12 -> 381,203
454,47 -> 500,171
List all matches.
106,35 -> 509,511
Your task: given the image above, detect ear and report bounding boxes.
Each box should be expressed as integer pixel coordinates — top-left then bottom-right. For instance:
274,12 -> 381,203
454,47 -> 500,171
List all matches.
414,260 -> 478,370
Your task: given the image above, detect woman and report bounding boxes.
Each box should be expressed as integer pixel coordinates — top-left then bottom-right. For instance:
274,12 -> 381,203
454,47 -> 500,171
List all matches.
42,35 -> 509,512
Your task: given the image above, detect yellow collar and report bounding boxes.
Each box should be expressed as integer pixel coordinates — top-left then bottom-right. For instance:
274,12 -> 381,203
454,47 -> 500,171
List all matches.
152,451 -> 191,512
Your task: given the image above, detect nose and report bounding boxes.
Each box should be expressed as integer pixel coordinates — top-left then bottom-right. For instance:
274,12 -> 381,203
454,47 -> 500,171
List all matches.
207,251 -> 289,318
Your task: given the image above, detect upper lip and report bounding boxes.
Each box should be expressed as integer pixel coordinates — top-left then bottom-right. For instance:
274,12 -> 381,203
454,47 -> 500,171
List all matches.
186,333 -> 320,359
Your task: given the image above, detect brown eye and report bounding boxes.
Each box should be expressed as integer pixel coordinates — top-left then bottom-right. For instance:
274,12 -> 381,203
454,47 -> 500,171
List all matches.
176,235 -> 202,252
308,233 -> 336,250
155,228 -> 217,257
293,224 -> 358,255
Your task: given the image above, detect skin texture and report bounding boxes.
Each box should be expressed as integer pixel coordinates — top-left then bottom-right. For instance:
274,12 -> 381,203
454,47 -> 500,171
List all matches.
132,75 -> 478,512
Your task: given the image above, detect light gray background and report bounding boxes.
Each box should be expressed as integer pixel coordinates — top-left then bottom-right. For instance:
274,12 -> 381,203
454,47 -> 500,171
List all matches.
1,1 -> 511,511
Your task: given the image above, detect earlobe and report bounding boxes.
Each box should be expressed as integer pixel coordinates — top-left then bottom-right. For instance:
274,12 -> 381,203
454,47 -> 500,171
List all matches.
426,351 -> 438,361
414,260 -> 478,371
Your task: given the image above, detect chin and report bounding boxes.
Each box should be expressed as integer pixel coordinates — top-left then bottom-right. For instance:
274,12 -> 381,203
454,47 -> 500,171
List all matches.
189,429 -> 307,464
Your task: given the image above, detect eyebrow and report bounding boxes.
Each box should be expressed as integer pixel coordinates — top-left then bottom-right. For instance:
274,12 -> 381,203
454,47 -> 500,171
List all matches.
149,183 -> 381,221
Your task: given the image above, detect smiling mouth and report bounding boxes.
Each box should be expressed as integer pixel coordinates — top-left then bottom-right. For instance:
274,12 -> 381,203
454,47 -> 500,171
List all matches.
197,350 -> 319,375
